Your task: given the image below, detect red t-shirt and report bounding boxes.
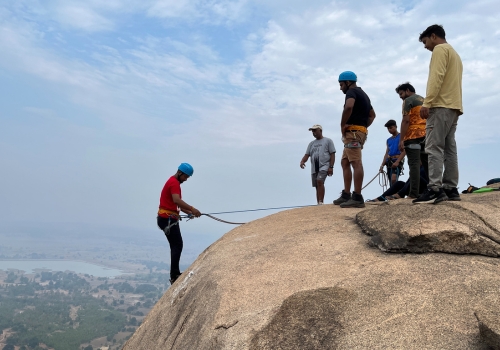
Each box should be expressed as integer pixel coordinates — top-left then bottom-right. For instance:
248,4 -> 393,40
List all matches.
158,176 -> 181,217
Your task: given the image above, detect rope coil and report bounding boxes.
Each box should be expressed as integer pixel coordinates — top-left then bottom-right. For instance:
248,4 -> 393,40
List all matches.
362,170 -> 388,193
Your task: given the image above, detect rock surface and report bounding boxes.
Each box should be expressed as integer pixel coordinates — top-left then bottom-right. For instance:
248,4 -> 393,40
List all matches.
357,195 -> 500,256
124,192 -> 500,350
475,309 -> 500,350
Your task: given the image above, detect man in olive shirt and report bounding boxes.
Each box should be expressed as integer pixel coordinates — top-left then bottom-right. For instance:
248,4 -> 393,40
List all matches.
413,24 -> 463,204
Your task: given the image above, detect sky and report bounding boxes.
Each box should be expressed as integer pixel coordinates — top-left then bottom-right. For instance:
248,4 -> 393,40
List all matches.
1,0 -> 500,261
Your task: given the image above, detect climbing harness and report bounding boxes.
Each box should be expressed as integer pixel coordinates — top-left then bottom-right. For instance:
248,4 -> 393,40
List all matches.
386,157 -> 404,183
163,217 -> 180,236
344,140 -> 362,149
406,143 -> 421,150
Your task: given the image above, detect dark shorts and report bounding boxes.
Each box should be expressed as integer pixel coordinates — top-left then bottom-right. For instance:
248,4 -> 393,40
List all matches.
385,157 -> 404,173
311,170 -> 328,187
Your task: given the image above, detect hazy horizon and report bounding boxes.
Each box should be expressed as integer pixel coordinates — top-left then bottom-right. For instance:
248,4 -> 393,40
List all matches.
2,0 -> 500,263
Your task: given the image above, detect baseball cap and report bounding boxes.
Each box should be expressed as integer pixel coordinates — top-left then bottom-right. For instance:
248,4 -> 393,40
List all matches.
308,124 -> 322,131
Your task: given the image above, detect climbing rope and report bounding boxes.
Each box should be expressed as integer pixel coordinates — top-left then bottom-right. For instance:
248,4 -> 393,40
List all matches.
362,170 -> 389,192
180,204 -> 318,225
180,173 -> 388,225
202,214 -> 246,225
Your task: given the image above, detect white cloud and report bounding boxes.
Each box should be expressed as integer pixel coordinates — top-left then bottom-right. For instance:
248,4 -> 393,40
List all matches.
54,4 -> 114,31
146,0 -> 249,24
1,0 -> 500,231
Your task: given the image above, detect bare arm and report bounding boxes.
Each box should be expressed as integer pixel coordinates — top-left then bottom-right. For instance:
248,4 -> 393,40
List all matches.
380,145 -> 389,172
393,149 -> 406,168
399,114 -> 410,152
300,154 -> 310,169
341,98 -> 355,135
172,194 -> 201,217
327,152 -> 335,176
367,108 -> 376,127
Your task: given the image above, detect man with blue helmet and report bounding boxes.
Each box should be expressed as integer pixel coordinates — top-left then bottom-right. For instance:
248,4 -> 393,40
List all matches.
157,163 -> 201,284
333,71 -> 376,208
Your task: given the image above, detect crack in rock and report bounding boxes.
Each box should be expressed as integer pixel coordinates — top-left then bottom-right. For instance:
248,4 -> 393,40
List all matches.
215,320 -> 239,330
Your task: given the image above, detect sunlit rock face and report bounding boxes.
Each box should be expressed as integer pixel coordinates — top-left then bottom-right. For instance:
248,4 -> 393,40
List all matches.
124,192 -> 500,350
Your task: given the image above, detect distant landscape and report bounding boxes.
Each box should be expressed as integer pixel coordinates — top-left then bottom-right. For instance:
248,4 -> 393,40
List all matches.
0,221 -> 219,350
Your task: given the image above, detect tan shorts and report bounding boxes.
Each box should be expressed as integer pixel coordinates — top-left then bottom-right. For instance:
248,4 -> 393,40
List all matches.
341,131 -> 367,162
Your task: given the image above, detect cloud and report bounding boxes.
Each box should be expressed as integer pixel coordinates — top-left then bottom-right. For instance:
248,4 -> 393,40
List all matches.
146,0 -> 249,24
54,4 -> 114,31
2,0 -> 500,150
1,0 -> 500,240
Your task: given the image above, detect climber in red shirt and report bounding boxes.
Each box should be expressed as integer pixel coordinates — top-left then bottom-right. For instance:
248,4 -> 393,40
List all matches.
157,163 -> 201,285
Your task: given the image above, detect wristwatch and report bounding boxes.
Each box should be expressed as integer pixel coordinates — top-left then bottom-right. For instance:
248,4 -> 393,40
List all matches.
329,165 -> 334,168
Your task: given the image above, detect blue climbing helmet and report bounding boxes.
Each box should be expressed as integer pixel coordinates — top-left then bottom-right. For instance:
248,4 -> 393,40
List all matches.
178,163 -> 194,176
338,71 -> 357,82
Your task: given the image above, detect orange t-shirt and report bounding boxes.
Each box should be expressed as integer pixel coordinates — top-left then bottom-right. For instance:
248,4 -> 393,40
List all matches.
402,94 -> 426,141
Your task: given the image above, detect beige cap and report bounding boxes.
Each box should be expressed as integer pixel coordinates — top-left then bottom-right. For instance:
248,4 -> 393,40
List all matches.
308,124 -> 322,131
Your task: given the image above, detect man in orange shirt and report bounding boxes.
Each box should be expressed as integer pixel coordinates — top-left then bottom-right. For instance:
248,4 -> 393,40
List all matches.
157,163 -> 201,285
396,82 -> 428,198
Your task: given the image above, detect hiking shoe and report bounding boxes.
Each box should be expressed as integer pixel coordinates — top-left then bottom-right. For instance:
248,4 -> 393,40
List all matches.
444,188 -> 461,201
333,190 -> 351,205
412,188 -> 440,204
169,273 -> 182,285
433,189 -> 448,204
340,192 -> 365,208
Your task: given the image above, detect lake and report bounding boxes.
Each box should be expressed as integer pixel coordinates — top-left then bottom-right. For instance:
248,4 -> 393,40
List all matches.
0,260 -> 127,278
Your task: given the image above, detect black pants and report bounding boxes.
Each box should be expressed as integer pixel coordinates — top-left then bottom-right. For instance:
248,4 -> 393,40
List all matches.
377,181 -> 406,201
377,167 -> 428,201
157,216 -> 183,279
404,137 -> 429,198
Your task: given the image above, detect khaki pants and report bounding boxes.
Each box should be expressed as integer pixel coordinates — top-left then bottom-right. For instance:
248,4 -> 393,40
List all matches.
425,108 -> 459,191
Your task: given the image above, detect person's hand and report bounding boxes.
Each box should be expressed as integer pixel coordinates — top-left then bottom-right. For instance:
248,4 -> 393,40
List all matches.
191,207 -> 202,217
392,161 -> 400,169
327,168 -> 333,176
420,106 -> 430,119
300,161 -> 306,169
379,166 -> 384,173
399,141 -> 405,153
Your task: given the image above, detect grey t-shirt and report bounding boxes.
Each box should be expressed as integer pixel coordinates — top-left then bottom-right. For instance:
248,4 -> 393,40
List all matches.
306,137 -> 336,174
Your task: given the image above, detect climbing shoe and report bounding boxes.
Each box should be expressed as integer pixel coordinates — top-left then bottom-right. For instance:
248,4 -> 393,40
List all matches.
413,188 -> 441,204
444,188 -> 461,201
333,190 -> 351,205
340,192 -> 365,208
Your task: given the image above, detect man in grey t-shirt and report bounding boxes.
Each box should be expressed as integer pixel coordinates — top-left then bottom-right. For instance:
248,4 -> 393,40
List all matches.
300,124 -> 336,205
